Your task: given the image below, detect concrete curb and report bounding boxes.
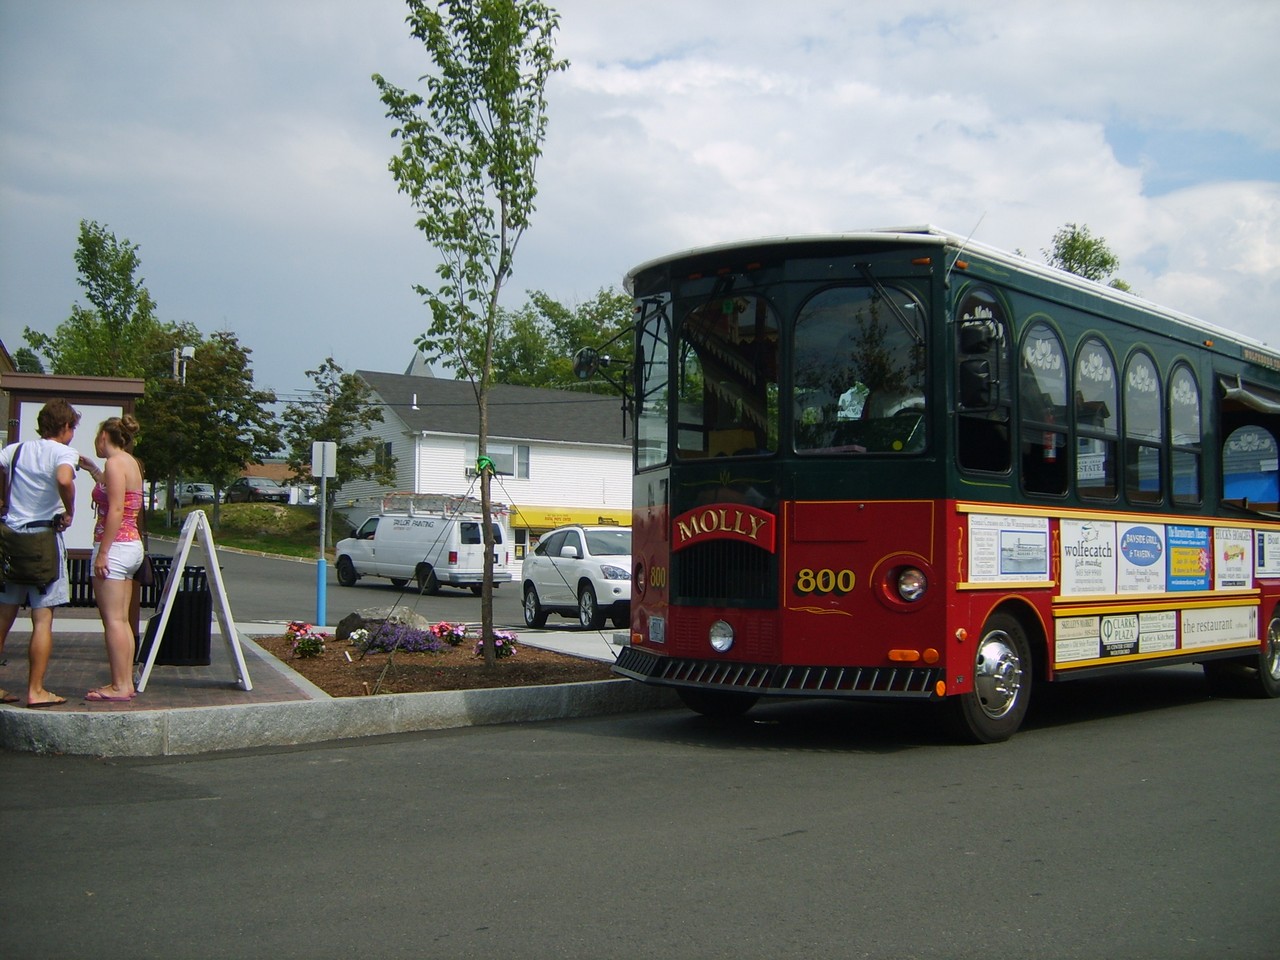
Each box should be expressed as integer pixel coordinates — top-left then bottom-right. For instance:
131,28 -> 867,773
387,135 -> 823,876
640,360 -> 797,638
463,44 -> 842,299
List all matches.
0,679 -> 679,757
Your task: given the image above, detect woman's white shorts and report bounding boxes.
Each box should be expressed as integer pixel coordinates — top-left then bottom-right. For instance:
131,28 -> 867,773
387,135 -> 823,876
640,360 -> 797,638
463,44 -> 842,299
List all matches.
92,539 -> 144,581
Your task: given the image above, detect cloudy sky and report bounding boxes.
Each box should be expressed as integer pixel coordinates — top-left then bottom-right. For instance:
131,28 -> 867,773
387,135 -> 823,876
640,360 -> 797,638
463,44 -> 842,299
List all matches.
2,0 -> 1277,400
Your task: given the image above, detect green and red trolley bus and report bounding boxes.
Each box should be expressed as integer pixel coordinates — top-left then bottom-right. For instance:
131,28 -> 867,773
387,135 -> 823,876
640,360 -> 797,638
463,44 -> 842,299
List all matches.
600,226 -> 1280,741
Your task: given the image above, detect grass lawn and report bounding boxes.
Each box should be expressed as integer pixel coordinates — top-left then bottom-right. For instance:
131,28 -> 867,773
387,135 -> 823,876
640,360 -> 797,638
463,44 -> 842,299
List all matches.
145,503 -> 355,560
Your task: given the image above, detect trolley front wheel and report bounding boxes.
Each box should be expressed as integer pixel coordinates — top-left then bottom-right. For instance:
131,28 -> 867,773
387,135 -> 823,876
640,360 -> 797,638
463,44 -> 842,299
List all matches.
944,611 -> 1033,743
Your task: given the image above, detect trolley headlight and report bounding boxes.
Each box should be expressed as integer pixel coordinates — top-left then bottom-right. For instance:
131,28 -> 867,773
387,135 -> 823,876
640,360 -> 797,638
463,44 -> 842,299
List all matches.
708,619 -> 734,653
896,567 -> 927,602
634,562 -> 646,596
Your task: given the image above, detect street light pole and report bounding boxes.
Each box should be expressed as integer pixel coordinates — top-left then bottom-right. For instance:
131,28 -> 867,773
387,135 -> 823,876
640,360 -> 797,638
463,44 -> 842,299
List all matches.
167,345 -> 197,525
172,345 -> 195,385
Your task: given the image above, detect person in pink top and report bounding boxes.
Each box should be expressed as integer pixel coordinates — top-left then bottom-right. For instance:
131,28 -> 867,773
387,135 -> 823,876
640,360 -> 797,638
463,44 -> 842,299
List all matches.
80,415 -> 145,702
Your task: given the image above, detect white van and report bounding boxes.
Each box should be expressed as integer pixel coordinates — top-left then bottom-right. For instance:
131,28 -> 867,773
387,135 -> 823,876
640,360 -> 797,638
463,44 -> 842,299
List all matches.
335,499 -> 512,594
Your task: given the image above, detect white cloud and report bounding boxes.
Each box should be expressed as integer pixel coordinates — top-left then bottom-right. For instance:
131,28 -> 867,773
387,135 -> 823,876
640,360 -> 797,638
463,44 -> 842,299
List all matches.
1,0 -> 1277,391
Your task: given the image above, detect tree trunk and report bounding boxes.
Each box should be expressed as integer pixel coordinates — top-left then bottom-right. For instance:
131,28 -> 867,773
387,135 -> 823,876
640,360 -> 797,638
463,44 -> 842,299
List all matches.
479,388 -> 496,668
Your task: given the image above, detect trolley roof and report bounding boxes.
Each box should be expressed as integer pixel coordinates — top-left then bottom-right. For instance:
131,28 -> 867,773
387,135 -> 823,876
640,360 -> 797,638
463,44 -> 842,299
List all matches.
623,225 -> 1277,361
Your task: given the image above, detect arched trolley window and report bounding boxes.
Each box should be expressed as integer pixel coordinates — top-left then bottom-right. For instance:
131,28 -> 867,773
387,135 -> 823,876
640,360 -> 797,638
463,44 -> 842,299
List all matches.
1019,319 -> 1068,496
954,286 -> 1011,473
1124,350 -> 1164,504
1168,363 -> 1202,506
1074,336 -> 1119,501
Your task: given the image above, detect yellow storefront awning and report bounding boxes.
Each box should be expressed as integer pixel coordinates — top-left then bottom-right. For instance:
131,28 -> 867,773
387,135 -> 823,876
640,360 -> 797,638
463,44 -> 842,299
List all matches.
508,505 -> 631,529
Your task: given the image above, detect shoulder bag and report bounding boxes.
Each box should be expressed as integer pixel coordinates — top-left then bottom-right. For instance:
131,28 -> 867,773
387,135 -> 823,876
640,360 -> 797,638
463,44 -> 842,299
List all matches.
0,444 -> 63,590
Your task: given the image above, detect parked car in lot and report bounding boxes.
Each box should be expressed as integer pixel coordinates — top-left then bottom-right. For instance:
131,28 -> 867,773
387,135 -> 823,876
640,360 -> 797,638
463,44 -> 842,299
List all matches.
521,524 -> 631,629
334,510 -> 512,594
174,482 -> 216,507
225,476 -> 290,503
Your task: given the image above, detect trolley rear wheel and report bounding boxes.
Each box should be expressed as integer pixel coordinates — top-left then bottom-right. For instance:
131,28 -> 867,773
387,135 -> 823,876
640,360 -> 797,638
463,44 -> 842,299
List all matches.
1203,614 -> 1280,699
1254,614 -> 1280,698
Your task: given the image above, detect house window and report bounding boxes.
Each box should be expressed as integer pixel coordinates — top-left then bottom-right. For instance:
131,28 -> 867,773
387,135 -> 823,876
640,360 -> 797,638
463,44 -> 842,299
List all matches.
466,442 -> 530,478
375,441 -> 393,469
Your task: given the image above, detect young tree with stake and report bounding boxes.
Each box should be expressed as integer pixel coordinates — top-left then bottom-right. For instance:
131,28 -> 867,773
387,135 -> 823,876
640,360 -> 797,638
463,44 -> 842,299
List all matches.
374,0 -> 567,665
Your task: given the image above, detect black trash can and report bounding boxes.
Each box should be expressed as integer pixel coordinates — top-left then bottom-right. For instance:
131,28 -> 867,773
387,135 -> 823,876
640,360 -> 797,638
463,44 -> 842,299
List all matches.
137,564 -> 213,666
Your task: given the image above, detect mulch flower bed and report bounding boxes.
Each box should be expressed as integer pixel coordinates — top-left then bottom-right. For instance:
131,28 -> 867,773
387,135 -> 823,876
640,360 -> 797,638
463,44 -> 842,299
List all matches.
254,623 -> 615,697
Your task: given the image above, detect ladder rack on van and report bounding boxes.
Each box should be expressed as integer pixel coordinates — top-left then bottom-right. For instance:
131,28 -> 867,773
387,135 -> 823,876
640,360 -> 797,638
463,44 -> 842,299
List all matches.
380,492 -> 509,518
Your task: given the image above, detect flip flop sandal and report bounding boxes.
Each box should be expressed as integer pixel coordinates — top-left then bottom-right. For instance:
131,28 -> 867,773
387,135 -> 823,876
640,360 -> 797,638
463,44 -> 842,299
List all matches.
84,689 -> 135,703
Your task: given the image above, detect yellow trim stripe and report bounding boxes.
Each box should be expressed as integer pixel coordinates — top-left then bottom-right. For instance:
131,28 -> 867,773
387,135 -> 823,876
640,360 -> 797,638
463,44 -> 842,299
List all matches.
1056,641 -> 1256,671
955,500 -> 1278,530
957,580 -> 1055,591
1054,595 -> 1260,616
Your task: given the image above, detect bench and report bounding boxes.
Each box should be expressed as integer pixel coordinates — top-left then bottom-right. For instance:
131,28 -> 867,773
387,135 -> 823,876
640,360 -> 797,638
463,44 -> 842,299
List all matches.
65,554 -> 171,609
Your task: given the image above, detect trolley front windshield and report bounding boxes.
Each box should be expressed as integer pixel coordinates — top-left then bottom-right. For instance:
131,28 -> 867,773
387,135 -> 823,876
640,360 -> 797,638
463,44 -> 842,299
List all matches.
633,255 -> 930,467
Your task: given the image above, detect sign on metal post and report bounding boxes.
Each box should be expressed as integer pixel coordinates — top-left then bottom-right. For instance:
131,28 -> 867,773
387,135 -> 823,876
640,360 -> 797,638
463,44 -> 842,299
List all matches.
312,441 -> 338,626
312,441 -> 338,479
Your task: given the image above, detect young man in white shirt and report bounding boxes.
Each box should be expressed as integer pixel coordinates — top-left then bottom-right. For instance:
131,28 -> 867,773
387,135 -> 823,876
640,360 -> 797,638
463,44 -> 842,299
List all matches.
0,398 -> 81,707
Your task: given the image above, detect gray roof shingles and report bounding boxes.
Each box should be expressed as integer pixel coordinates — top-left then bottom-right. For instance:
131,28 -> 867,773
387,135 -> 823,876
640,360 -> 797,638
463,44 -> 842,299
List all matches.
357,370 -> 629,447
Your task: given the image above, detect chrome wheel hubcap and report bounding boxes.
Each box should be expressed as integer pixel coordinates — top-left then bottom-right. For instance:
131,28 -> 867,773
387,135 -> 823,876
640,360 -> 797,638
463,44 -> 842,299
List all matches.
974,631 -> 1023,719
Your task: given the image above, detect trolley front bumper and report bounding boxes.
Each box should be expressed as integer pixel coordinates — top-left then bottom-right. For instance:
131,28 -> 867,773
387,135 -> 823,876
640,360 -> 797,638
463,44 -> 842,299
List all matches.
613,646 -> 943,700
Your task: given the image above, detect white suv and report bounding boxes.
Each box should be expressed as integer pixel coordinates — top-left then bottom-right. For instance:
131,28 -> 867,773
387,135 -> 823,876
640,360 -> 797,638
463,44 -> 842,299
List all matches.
521,524 -> 631,630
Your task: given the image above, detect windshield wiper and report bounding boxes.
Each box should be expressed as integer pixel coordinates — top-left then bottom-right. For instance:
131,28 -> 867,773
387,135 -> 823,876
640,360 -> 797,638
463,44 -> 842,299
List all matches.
857,262 -> 923,347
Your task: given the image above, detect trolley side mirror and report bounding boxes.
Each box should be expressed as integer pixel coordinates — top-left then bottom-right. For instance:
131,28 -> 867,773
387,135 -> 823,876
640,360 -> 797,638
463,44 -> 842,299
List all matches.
573,347 -> 600,380
959,358 -> 992,409
959,322 -> 993,354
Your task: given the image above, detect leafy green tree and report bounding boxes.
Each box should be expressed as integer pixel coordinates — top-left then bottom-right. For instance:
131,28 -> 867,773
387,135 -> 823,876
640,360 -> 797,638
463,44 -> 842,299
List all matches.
171,332 -> 279,528
491,287 -> 633,390
374,0 -> 567,664
1044,222 -> 1131,291
24,220 -> 170,375
12,347 -> 44,373
489,301 -> 555,386
281,358 -> 397,524
134,322 -> 205,513
23,220 -> 210,507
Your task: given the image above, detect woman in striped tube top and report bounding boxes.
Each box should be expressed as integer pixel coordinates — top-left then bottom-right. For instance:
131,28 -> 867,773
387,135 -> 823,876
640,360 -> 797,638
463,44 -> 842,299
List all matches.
80,415 -> 145,702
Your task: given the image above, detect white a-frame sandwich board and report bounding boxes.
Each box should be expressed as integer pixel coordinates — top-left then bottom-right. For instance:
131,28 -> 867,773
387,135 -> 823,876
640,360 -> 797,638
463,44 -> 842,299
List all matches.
135,509 -> 252,693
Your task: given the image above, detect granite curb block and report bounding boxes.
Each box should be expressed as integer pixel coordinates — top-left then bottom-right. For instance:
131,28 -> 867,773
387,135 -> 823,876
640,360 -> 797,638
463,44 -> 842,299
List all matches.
0,679 -> 678,757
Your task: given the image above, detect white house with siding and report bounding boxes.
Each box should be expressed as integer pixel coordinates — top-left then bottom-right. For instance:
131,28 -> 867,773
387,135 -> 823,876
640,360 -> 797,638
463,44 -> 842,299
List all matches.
337,370 -> 632,559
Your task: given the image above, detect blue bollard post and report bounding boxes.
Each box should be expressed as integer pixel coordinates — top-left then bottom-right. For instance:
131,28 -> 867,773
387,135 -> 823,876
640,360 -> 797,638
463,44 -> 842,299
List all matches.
316,558 -> 327,628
